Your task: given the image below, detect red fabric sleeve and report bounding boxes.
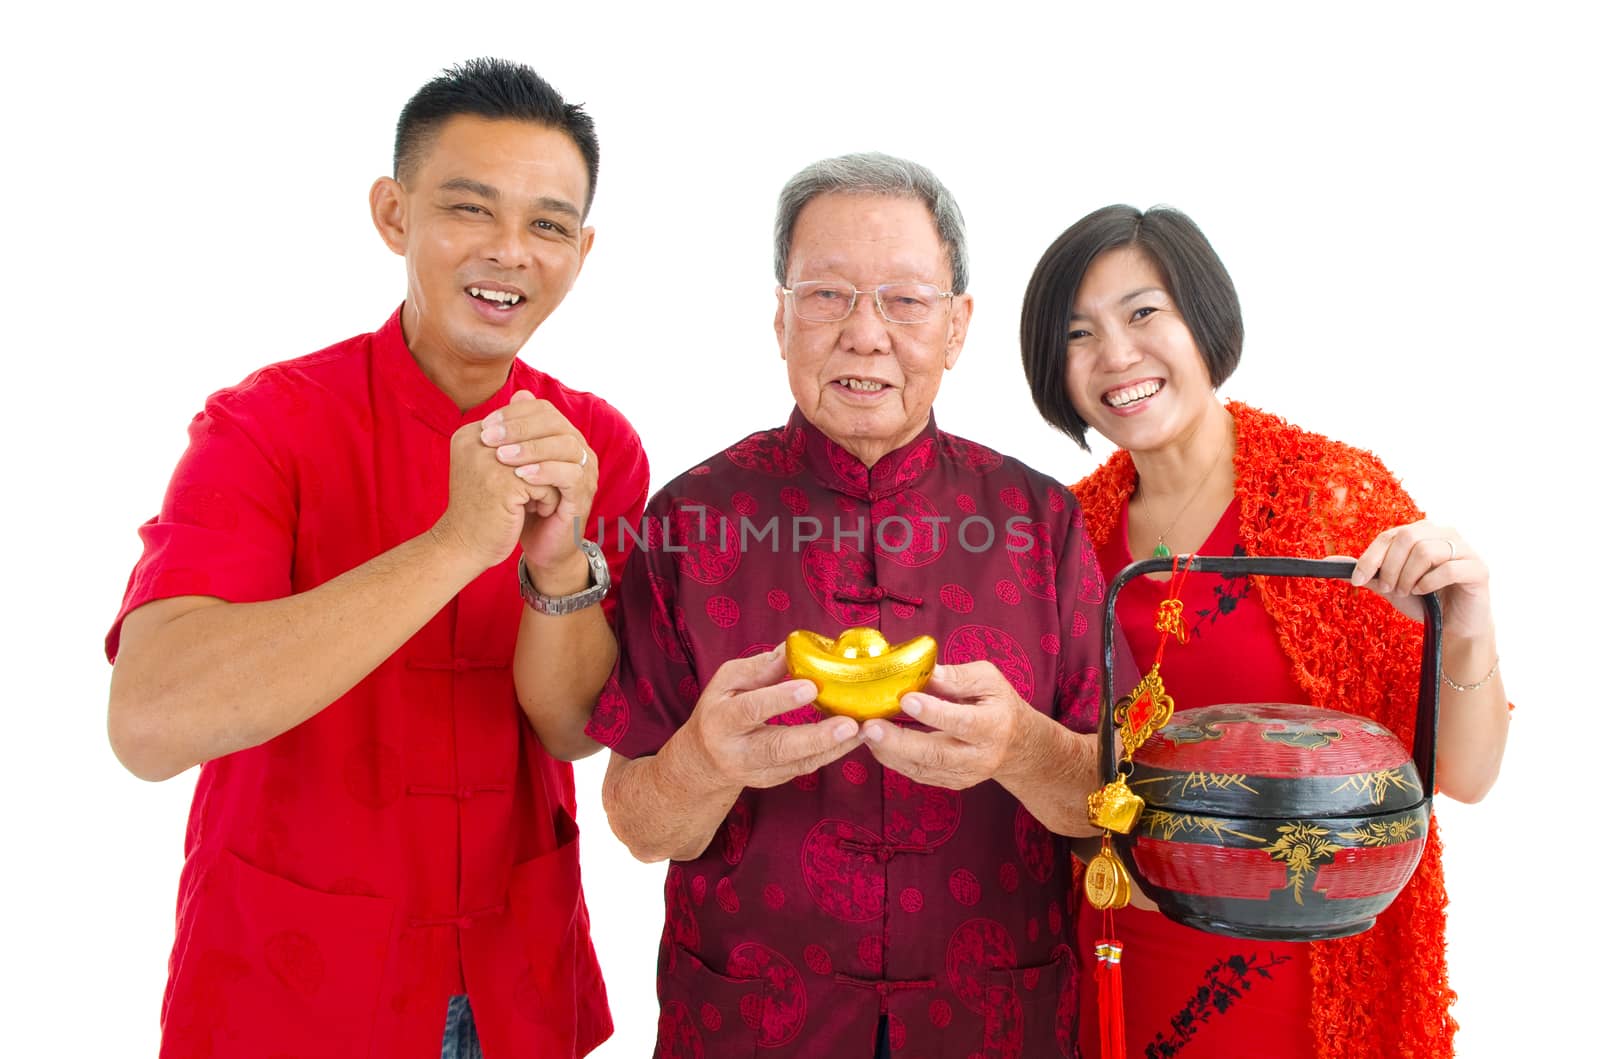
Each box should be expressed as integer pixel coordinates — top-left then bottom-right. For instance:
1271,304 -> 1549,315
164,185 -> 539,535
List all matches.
584,492 -> 700,759
1051,499 -> 1135,735
105,387 -> 297,661
576,395 -> 650,626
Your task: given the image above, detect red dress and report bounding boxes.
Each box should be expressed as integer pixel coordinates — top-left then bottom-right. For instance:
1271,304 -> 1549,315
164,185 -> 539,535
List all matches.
1076,499 -> 1315,1059
108,308 -> 650,1059
589,409 -> 1121,1058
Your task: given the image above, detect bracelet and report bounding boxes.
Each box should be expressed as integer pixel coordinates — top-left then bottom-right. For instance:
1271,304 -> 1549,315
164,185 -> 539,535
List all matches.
1442,656 -> 1499,693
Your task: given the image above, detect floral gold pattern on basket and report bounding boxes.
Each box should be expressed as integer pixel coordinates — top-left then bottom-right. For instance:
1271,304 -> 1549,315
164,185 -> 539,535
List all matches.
1335,819 -> 1423,846
1264,823 -> 1342,905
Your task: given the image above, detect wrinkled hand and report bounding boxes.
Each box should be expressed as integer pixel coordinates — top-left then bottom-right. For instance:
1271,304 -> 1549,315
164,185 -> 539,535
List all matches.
479,390 -> 598,579
1346,520 -> 1494,640
860,661 -> 1033,790
684,646 -> 861,791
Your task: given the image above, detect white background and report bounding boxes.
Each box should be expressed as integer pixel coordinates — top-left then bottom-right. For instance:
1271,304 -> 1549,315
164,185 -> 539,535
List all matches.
1,1 -> 1591,1054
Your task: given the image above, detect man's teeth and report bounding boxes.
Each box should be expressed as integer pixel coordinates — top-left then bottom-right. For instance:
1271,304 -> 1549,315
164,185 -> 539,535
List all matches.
469,287 -> 523,305
1106,380 -> 1162,408
842,379 -> 886,392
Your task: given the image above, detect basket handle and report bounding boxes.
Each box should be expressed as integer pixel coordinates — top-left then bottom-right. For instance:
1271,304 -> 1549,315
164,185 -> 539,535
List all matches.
1098,556 -> 1442,794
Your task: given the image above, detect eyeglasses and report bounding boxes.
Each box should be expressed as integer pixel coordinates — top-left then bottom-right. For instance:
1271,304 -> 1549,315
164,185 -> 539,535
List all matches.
783,280 -> 955,325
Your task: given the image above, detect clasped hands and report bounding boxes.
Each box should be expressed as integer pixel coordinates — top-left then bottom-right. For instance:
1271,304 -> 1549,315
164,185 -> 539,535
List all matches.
431,389 -> 597,586
680,646 -> 1038,794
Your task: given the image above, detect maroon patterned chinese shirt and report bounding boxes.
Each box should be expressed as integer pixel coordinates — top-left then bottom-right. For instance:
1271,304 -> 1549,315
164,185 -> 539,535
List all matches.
588,409 -> 1116,1058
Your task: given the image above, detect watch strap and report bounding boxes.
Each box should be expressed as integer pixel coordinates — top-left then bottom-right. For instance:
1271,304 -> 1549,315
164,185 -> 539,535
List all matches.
519,539 -> 610,616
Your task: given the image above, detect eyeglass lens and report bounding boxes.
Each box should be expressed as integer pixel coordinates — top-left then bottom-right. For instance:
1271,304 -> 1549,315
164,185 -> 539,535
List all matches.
790,282 -> 944,324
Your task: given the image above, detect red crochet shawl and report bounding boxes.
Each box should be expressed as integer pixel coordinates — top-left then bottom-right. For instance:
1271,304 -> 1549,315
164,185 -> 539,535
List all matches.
1072,401 -> 1454,1059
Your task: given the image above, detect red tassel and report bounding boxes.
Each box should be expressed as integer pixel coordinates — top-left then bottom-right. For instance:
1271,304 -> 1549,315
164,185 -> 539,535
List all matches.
1096,937 -> 1126,1059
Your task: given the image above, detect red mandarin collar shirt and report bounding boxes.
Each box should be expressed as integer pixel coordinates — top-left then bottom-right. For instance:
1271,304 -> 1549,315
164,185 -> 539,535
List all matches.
107,308 -> 649,1059
588,409 -> 1121,1059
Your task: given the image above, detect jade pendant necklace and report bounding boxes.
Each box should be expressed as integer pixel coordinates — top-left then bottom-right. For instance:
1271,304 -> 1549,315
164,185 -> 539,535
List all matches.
1139,441 -> 1231,560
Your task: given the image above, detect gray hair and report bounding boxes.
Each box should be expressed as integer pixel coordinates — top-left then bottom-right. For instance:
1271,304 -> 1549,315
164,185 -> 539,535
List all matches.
773,152 -> 970,294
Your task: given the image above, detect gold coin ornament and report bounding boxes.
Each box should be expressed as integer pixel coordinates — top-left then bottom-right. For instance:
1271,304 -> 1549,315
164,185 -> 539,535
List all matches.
785,628 -> 938,722
1087,776 -> 1146,835
1085,844 -> 1133,911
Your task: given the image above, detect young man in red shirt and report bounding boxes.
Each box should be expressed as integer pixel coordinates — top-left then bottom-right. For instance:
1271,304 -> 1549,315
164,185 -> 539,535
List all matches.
106,59 -> 647,1059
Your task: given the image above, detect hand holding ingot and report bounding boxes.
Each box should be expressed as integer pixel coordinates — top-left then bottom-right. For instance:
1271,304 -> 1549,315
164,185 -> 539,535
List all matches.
681,647 -> 863,794
785,628 -> 938,722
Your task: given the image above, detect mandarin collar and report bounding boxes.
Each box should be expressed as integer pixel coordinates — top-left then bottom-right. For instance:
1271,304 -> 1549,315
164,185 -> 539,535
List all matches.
373,305 -> 521,435
788,406 -> 942,501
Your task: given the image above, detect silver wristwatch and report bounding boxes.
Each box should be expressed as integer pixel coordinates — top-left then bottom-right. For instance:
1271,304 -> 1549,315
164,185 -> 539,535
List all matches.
518,539 -> 611,616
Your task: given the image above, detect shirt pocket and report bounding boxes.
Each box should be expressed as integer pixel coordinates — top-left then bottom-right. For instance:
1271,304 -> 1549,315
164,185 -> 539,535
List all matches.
162,848 -> 395,1059
981,948 -> 1077,1059
508,804 -> 584,967
496,805 -> 612,1056
657,944 -> 775,1058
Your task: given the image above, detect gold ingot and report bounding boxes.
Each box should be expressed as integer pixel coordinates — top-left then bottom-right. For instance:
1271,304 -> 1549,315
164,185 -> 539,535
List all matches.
1087,776 -> 1146,835
1085,848 -> 1132,910
786,628 -> 938,722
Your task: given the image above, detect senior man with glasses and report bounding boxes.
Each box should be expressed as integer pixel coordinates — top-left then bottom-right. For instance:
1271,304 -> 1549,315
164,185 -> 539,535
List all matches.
588,154 -> 1122,1058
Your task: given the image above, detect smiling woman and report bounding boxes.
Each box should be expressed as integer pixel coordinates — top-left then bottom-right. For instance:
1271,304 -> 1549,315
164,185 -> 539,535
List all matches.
1019,204 -> 1513,1059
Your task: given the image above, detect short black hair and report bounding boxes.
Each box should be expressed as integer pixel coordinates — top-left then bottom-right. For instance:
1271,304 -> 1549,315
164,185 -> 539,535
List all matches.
1019,205 -> 1243,449
393,58 -> 599,216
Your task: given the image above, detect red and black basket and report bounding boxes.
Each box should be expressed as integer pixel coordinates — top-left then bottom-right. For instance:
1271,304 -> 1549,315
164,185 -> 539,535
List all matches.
1099,556 -> 1441,941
